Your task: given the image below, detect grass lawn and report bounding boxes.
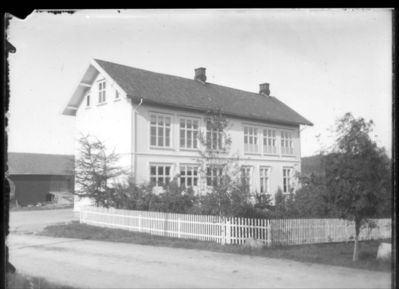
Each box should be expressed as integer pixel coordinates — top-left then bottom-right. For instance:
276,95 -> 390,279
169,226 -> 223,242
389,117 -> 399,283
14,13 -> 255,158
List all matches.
7,272 -> 76,289
41,221 -> 392,272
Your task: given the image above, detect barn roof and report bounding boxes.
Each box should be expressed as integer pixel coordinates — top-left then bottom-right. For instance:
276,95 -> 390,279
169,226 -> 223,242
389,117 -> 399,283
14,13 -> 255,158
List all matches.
7,153 -> 74,175
63,59 -> 313,126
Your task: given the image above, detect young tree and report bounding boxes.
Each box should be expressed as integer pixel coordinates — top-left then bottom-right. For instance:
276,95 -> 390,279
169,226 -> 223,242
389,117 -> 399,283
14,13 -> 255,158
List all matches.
196,109 -> 255,217
74,135 -> 127,208
325,113 -> 391,261
197,110 -> 233,216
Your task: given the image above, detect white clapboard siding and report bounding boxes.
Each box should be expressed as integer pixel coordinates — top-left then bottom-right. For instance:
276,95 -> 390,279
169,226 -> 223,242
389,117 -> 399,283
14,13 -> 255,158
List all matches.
80,206 -> 391,247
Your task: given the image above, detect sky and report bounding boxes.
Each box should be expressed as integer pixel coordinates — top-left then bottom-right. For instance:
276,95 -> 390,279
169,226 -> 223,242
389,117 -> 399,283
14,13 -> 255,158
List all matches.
7,9 -> 392,157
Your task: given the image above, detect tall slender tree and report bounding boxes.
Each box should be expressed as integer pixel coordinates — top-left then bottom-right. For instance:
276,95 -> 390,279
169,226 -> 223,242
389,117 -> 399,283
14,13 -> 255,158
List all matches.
325,113 -> 391,261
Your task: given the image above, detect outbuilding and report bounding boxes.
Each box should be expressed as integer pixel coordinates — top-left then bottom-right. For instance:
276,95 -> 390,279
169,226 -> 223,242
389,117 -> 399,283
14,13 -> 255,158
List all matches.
7,152 -> 74,206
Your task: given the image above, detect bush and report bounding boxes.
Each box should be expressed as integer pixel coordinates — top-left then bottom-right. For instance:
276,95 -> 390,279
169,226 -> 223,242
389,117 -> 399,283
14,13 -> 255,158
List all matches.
106,173 -> 275,218
109,178 -> 197,214
94,169 -> 372,220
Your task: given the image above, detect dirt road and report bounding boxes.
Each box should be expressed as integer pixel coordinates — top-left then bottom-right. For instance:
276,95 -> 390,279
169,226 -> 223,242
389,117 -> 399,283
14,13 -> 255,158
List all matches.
8,234 -> 391,289
9,208 -> 77,233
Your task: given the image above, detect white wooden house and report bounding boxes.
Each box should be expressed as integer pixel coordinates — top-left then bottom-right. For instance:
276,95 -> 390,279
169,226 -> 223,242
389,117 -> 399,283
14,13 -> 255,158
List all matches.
63,59 -> 312,211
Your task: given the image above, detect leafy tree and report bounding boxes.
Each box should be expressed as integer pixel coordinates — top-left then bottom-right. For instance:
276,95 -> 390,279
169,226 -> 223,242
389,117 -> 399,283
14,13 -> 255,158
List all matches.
197,110 -> 236,215
196,174 -> 233,216
324,113 -> 391,261
272,188 -> 287,218
293,172 -> 332,218
253,191 -> 273,211
74,135 -> 127,208
230,179 -> 252,216
198,109 -> 232,160
284,192 -> 298,218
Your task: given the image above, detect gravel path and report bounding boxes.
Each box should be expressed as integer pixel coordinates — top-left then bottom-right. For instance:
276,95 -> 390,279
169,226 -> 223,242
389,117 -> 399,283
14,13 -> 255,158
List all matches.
8,234 -> 391,289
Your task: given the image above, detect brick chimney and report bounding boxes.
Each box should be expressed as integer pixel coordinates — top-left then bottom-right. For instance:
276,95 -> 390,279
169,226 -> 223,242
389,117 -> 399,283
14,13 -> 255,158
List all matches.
194,67 -> 206,82
259,83 -> 270,96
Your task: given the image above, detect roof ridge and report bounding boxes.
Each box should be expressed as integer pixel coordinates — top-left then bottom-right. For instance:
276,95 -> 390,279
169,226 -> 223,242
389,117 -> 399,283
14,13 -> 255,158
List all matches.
8,152 -> 74,157
91,58 -> 312,126
94,58 -> 268,98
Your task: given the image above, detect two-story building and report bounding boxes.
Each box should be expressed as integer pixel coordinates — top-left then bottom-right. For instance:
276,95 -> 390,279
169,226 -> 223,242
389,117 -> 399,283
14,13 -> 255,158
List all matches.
63,59 -> 312,211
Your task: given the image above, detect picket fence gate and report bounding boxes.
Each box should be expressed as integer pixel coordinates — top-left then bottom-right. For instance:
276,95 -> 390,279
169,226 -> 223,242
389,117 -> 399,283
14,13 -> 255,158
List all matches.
80,206 -> 391,247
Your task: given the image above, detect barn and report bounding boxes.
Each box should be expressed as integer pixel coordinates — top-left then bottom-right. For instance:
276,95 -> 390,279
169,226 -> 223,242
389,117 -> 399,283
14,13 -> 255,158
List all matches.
7,152 -> 74,206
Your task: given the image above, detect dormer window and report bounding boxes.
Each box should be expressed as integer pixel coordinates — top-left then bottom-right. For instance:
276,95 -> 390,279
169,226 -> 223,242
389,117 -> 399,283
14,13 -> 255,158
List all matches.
86,94 -> 90,106
115,90 -> 119,99
98,80 -> 106,103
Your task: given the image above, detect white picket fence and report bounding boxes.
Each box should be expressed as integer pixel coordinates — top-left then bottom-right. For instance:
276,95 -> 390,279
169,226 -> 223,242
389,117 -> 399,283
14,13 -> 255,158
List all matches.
80,206 -> 391,247
270,218 -> 391,246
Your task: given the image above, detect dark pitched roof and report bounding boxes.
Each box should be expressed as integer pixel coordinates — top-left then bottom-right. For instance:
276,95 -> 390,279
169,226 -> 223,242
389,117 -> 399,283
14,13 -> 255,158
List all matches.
7,153 -> 74,175
95,59 -> 313,126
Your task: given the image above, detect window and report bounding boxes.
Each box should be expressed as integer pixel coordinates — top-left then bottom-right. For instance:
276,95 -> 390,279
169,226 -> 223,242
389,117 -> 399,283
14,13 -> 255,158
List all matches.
244,126 -> 259,153
150,114 -> 172,147
115,90 -> 119,99
283,168 -> 292,193
86,94 -> 90,106
206,166 -> 224,187
98,80 -> 106,103
150,164 -> 171,186
240,166 -> 252,190
263,128 -> 277,154
259,167 -> 270,194
281,131 -> 294,155
206,121 -> 223,151
180,165 -> 198,187
180,118 -> 199,149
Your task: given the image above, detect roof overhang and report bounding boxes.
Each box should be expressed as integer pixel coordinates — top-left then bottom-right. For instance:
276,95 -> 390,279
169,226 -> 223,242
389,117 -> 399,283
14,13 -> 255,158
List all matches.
62,59 -> 129,116
62,62 -> 99,115
128,95 -> 313,127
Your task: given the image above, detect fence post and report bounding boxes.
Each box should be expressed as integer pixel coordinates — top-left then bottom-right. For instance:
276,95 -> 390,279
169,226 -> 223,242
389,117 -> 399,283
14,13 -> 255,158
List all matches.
178,217 -> 181,238
139,214 -> 142,232
225,219 -> 231,245
266,219 -> 272,247
221,217 -> 226,245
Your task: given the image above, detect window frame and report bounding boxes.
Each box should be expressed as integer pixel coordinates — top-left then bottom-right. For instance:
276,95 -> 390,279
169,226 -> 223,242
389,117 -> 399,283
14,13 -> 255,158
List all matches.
240,166 -> 253,191
150,164 -> 172,187
282,167 -> 293,194
86,94 -> 90,107
179,117 -> 199,150
259,167 -> 271,194
179,164 -> 199,188
281,130 -> 294,155
150,113 -> 172,148
206,121 -> 224,151
243,126 -> 259,154
263,128 -> 277,155
98,79 -> 106,104
206,165 -> 224,187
